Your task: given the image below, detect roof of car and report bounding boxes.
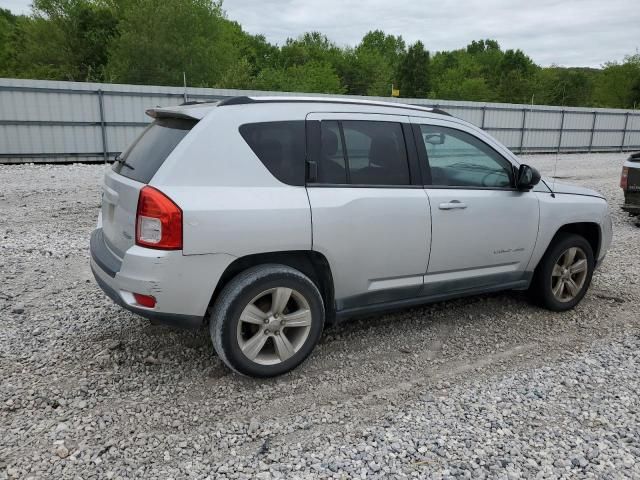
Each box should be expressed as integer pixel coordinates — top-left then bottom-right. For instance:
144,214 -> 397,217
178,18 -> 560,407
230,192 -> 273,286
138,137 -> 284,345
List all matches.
146,95 -> 451,120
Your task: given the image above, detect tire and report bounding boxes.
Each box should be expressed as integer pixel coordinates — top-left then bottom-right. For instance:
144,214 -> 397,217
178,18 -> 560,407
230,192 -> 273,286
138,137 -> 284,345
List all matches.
209,264 -> 325,378
531,233 -> 595,311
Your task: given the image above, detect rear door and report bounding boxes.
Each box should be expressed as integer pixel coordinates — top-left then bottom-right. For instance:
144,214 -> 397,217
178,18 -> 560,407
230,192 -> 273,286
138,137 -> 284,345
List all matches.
101,117 -> 197,258
411,117 -> 539,292
306,112 -> 431,311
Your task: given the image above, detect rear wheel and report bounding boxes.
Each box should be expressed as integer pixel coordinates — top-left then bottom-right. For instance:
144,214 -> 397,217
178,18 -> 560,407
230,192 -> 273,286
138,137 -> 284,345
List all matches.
210,264 -> 324,377
531,233 -> 594,311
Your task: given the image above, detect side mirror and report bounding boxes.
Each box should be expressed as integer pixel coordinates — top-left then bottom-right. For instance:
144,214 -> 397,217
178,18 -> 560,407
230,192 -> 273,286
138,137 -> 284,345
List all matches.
516,164 -> 541,190
424,133 -> 445,145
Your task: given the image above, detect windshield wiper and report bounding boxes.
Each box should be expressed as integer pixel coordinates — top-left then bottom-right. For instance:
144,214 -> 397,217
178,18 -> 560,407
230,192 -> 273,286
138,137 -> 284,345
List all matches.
114,153 -> 135,170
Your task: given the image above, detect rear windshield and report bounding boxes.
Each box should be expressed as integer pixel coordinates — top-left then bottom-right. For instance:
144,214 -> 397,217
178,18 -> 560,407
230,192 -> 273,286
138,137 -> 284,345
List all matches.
112,117 -> 197,183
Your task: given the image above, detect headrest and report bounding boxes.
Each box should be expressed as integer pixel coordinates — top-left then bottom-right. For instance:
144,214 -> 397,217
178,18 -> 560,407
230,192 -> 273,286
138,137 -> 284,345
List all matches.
369,136 -> 398,165
321,129 -> 339,156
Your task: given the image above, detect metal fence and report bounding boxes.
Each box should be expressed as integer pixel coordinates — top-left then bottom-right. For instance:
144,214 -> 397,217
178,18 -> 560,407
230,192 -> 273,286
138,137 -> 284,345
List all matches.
1,77 -> 639,164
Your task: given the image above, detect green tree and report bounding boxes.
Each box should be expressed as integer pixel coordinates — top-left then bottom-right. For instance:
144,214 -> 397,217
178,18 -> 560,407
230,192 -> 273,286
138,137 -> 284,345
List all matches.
497,49 -> 537,103
534,67 -> 594,106
466,39 -> 503,88
396,41 -> 430,98
430,40 -> 506,102
435,68 -> 493,101
215,30 -> 278,89
239,33 -> 279,74
106,0 -> 236,86
466,39 -> 500,55
0,9 -> 17,75
8,0 -> 118,81
3,3 -> 640,109
278,32 -> 343,68
254,61 -> 345,94
217,57 -> 256,89
592,54 -> 640,108
346,30 -> 405,96
631,76 -> 640,108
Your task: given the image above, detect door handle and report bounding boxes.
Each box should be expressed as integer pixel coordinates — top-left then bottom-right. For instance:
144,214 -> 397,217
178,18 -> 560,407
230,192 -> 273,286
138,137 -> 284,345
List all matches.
439,200 -> 467,210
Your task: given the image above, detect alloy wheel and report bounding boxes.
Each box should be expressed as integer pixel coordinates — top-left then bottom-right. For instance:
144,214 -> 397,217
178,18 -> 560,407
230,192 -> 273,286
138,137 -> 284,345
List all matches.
550,247 -> 588,302
236,287 -> 312,365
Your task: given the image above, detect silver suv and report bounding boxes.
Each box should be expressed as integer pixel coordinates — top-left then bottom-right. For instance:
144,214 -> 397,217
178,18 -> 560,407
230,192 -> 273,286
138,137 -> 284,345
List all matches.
90,96 -> 613,377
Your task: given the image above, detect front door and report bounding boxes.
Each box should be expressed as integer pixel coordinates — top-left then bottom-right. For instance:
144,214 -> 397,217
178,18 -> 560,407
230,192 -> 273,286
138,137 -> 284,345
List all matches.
411,119 -> 540,294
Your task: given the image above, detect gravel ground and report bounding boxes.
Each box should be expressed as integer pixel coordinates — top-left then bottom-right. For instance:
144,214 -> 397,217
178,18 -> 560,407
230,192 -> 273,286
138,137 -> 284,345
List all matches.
1,153 -> 639,479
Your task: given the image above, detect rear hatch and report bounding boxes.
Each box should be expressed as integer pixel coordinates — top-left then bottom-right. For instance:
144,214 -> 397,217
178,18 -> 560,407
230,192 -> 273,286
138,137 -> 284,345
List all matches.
101,116 -> 198,258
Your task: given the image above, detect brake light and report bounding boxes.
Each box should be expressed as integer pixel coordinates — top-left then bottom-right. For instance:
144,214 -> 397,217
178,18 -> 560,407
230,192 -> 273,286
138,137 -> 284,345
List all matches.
135,186 -> 182,249
621,166 -> 629,190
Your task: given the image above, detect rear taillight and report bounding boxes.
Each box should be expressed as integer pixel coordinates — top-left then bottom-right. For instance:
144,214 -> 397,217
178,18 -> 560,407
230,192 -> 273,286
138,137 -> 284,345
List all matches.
621,166 -> 629,190
135,186 -> 182,250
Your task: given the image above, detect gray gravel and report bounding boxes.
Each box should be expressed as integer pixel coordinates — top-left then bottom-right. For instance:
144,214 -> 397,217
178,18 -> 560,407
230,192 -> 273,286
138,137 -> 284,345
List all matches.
1,153 -> 639,479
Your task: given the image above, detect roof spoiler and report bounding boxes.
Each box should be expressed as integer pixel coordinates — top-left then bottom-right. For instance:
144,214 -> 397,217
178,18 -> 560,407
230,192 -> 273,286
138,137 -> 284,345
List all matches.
145,108 -> 201,120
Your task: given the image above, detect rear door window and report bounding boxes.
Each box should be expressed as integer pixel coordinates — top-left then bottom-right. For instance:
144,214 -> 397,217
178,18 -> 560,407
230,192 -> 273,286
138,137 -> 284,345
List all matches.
314,120 -> 411,186
112,117 -> 197,184
342,121 -> 410,186
239,121 -> 306,186
318,120 -> 347,183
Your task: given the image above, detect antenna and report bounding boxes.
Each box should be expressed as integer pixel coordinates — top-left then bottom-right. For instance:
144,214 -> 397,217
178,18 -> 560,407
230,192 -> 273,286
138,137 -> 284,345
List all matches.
183,72 -> 188,103
552,108 -> 564,196
552,154 -> 559,196
521,94 -> 534,156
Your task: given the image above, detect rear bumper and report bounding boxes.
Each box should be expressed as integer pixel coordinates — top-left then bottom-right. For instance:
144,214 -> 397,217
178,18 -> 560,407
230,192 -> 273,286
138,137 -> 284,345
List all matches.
90,228 -> 235,329
91,262 -> 202,329
621,202 -> 640,214
622,190 -> 640,213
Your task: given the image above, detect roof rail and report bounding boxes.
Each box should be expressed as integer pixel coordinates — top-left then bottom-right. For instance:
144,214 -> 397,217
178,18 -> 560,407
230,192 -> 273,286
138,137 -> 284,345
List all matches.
430,107 -> 452,116
216,96 -> 256,106
215,95 -> 451,116
179,100 -> 217,106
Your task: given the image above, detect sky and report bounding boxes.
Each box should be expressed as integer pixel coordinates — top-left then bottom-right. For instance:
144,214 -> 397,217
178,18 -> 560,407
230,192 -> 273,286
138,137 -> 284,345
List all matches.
4,0 -> 639,67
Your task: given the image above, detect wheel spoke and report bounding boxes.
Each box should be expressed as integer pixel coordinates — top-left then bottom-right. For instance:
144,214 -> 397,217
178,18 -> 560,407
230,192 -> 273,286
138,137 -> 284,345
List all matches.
570,259 -> 587,274
565,278 -> 580,297
271,287 -> 292,315
552,279 -> 564,297
273,333 -> 295,361
552,264 -> 563,277
240,304 -> 268,325
282,308 -> 312,327
241,331 -> 268,361
563,248 -> 577,267
237,287 -> 312,366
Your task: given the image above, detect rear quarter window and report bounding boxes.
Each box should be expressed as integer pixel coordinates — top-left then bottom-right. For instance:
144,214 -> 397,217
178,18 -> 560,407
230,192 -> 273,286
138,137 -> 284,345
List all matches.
239,121 -> 306,186
112,117 -> 197,184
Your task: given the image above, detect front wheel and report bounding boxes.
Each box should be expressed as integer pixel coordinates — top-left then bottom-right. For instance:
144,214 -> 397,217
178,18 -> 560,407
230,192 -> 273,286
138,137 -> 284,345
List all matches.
531,233 -> 595,311
210,264 -> 325,377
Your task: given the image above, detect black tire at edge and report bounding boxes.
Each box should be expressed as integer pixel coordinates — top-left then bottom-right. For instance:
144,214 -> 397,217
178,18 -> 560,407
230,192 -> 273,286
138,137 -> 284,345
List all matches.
531,233 -> 595,312
209,264 -> 325,378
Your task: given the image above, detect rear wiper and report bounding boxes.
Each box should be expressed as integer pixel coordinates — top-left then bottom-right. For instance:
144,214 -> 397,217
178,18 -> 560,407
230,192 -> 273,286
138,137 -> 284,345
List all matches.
114,153 -> 135,170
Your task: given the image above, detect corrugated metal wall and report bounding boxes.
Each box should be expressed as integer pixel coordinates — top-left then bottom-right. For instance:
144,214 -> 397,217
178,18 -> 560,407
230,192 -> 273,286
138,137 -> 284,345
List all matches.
1,77 -> 639,164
